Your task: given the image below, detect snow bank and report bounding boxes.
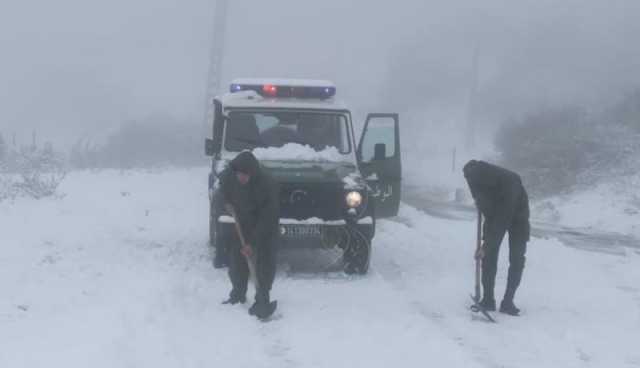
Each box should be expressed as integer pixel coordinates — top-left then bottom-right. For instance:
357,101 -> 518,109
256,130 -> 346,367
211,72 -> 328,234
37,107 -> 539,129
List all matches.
534,174 -> 640,236
252,143 -> 351,163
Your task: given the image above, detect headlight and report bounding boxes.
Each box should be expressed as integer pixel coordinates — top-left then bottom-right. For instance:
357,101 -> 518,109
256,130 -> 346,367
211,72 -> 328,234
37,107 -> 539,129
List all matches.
346,191 -> 363,208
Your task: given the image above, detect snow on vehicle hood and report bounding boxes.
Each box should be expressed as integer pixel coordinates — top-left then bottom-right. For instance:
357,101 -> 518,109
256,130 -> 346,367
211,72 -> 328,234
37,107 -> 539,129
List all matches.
252,144 -> 351,163
260,160 -> 365,188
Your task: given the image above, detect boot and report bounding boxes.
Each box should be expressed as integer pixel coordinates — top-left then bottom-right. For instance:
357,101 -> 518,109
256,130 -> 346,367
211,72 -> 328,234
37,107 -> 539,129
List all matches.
254,301 -> 277,320
479,296 -> 496,311
248,301 -> 259,316
500,299 -> 520,316
222,291 -> 246,305
501,276 -> 522,316
249,290 -> 267,316
222,295 -> 246,305
250,290 -> 276,319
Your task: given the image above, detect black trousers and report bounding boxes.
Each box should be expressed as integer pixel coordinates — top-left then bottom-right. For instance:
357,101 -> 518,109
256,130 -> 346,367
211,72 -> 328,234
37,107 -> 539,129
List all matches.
482,211 -> 529,302
228,234 -> 277,302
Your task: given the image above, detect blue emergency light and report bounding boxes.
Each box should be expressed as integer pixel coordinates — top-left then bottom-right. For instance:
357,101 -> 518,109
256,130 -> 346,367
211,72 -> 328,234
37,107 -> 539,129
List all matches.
229,79 -> 336,99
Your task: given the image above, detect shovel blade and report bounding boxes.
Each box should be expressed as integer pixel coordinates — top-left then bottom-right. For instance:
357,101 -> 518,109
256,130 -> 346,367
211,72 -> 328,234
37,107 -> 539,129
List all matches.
469,294 -> 496,323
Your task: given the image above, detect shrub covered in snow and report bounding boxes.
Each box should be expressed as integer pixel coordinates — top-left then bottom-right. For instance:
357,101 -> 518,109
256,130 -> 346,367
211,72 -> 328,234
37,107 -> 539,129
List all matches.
606,89 -> 640,131
0,143 -> 66,201
0,133 -> 7,162
495,98 -> 640,197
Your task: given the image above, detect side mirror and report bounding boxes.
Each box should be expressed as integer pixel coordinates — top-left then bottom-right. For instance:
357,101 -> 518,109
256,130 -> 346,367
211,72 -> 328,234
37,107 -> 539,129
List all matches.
373,143 -> 386,161
205,138 -> 217,156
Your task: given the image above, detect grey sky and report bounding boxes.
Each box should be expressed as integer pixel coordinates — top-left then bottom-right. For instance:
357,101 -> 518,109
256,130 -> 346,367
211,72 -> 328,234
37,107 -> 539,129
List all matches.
1,0 -> 639,145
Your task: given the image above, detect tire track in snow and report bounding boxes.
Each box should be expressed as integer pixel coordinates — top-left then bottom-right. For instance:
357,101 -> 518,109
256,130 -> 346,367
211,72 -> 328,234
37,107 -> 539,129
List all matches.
248,253 -> 483,368
258,322 -> 297,368
374,260 -> 501,368
374,219 -> 504,368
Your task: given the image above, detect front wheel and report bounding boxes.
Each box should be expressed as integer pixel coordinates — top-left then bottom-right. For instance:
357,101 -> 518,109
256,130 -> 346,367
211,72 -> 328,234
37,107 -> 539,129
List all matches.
210,204 -> 229,268
343,226 -> 372,275
209,206 -> 217,248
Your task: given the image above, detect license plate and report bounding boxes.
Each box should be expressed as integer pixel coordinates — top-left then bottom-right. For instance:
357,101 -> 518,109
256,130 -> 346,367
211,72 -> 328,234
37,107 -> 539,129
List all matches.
280,225 -> 321,237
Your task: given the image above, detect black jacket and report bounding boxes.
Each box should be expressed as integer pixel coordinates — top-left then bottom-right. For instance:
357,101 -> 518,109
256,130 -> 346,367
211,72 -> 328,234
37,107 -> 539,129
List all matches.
220,151 -> 280,248
463,160 -> 529,248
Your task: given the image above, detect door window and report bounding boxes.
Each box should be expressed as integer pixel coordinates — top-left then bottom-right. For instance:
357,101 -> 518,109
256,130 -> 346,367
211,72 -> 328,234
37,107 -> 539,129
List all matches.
360,117 -> 396,162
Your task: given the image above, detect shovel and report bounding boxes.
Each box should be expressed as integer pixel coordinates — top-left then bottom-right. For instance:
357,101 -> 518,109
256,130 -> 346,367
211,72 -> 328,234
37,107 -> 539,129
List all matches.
470,209 -> 496,323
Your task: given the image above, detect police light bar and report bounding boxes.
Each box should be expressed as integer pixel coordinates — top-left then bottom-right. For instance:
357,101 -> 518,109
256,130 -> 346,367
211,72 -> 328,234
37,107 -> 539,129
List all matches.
229,78 -> 336,99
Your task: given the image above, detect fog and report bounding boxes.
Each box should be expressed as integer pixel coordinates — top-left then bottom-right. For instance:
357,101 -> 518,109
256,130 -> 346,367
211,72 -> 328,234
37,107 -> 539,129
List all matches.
1,0 -> 640,146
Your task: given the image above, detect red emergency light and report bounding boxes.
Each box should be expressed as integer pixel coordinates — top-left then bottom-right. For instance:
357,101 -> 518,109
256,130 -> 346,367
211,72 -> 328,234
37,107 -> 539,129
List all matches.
262,84 -> 278,97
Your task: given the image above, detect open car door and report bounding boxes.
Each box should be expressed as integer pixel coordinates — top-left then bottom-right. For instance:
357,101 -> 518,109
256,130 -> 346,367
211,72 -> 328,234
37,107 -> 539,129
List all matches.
357,113 -> 401,218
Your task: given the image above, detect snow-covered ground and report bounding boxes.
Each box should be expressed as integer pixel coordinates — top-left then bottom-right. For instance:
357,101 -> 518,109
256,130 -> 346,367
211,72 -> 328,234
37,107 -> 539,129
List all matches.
1,168 -> 639,367
533,175 -> 640,237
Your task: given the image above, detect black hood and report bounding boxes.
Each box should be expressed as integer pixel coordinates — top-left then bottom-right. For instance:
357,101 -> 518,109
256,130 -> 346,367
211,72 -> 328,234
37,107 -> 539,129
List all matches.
230,151 -> 261,177
463,160 -> 498,189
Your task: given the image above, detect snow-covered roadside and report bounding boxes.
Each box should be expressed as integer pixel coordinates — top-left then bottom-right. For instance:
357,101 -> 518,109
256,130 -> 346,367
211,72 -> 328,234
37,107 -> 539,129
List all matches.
533,175 -> 640,237
1,169 -> 639,367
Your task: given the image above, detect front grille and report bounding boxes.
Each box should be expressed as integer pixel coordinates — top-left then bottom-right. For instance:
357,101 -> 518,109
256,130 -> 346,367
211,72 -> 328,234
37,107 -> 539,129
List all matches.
279,183 -> 344,220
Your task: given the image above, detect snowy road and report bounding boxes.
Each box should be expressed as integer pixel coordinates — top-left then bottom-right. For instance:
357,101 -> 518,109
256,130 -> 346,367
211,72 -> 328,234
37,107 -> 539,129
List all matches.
1,169 -> 639,367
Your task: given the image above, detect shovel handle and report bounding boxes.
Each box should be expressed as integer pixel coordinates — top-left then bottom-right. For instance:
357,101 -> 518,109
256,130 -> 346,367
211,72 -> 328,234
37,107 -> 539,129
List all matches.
474,209 -> 482,300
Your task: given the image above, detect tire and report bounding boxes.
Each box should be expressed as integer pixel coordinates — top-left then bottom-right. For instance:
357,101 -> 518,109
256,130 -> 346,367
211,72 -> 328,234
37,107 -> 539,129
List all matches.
343,226 -> 372,275
210,203 -> 230,268
209,203 -> 217,247
210,202 -> 229,248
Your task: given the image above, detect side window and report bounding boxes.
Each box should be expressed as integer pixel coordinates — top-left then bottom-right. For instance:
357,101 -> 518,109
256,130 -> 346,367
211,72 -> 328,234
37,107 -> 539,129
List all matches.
225,113 -> 260,151
360,117 -> 396,162
339,117 -> 350,153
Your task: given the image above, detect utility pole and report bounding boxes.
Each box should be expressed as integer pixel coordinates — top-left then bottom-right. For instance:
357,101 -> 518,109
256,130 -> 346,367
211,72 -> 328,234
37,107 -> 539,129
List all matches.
32,130 -> 37,151
465,47 -> 479,149
203,0 -> 229,135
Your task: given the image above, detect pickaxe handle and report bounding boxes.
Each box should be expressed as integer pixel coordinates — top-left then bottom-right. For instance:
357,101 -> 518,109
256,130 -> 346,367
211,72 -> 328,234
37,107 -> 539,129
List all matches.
226,204 -> 259,289
474,209 -> 482,300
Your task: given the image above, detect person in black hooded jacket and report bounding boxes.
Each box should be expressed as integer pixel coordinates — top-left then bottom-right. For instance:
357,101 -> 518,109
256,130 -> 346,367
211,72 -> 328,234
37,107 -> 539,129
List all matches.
463,160 -> 530,316
219,151 -> 280,318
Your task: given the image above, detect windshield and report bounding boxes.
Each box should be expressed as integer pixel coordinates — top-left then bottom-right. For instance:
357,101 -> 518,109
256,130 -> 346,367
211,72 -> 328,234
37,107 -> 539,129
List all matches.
224,111 -> 351,154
